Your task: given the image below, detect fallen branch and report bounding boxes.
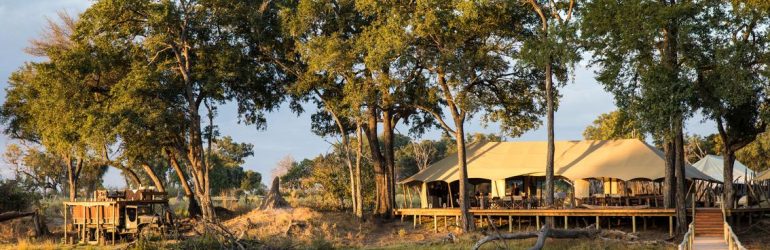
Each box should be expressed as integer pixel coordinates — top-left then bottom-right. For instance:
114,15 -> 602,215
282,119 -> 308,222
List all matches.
0,211 -> 35,222
472,225 -> 598,250
0,210 -> 49,236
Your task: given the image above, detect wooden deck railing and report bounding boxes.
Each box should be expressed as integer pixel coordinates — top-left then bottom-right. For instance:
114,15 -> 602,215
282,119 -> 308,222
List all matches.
678,222 -> 695,250
721,196 -> 747,250
678,193 -> 696,250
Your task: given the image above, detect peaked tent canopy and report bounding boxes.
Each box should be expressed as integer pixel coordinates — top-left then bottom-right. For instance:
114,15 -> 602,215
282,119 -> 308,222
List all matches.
755,169 -> 770,181
400,139 -> 715,184
691,155 -> 755,184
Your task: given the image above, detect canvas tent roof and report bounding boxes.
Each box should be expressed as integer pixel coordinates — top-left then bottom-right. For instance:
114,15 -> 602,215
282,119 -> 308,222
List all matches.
691,155 -> 755,184
756,169 -> 770,181
400,139 -> 715,184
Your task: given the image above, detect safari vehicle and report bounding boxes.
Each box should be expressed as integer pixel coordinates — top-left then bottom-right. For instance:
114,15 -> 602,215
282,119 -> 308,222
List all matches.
62,188 -> 176,245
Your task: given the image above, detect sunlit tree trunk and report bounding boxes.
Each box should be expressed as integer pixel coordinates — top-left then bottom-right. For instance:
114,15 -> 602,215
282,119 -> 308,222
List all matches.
166,148 -> 201,217
141,163 -> 165,192
365,105 -> 392,218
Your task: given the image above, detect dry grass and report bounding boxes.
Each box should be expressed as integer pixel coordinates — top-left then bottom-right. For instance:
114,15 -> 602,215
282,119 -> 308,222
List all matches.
219,207 -> 675,249
0,195 -> 677,249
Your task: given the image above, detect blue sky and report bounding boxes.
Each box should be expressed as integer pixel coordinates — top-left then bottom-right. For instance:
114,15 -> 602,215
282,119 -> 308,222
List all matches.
0,0 -> 718,187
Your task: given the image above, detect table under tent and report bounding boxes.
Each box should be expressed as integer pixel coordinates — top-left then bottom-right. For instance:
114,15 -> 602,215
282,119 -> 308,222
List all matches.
399,139 -> 717,210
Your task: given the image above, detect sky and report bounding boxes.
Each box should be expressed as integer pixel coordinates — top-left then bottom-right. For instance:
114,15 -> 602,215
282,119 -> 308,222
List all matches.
0,0 -> 718,187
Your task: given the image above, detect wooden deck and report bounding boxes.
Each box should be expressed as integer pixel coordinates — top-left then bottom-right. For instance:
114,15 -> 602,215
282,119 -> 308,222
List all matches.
395,207 -> 677,217
395,207 -> 677,235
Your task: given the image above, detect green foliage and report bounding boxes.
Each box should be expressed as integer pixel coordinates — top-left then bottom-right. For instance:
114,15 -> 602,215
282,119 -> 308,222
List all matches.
283,159 -> 312,189
736,132 -> 770,172
208,136 -> 256,194
581,0 -> 698,139
583,110 -> 645,140
240,170 -> 263,194
686,0 -> 770,151
408,0 -> 546,137
3,144 -> 66,195
0,180 -> 36,212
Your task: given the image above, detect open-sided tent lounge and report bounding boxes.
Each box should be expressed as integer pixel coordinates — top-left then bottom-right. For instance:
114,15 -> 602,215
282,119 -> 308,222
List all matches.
692,155 -> 755,184
400,139 -> 715,208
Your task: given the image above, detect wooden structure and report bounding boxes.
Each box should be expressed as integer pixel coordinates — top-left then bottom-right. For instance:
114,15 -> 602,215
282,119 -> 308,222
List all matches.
396,207 -> 678,236
63,189 -> 173,245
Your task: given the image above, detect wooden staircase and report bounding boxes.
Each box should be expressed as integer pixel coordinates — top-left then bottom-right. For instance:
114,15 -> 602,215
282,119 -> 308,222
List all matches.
694,208 -> 723,237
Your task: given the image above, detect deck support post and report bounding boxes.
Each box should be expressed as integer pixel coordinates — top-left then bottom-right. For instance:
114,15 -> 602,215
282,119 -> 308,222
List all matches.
643,217 -> 647,231
97,205 -> 101,245
596,216 -> 600,229
505,216 -> 510,232
669,216 -> 673,237
536,215 -> 540,229
112,203 -> 116,245
444,216 -> 447,228
564,216 -> 568,229
401,214 -> 404,222
632,216 -> 636,233
518,216 -> 521,230
82,204 -> 86,243
63,204 -> 67,244
433,215 -> 437,233
413,214 -> 416,228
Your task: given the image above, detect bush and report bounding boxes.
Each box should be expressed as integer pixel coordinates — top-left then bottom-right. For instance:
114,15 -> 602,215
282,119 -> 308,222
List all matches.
0,180 -> 36,212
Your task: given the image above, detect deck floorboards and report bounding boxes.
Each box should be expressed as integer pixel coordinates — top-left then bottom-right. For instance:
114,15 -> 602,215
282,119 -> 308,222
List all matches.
692,236 -> 728,250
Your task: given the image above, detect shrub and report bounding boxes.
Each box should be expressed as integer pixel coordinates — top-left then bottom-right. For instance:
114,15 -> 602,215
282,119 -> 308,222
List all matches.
0,180 -> 35,212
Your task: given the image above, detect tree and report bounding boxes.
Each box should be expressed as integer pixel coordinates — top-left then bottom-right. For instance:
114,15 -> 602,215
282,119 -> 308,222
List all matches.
522,0 -> 580,227
284,0 -> 435,219
77,0 -> 292,221
1,12 -> 119,201
582,0 -> 700,234
240,170 -> 263,194
3,144 -> 66,197
583,110 -> 645,140
407,1 -> 546,231
207,137 -> 255,194
688,0 -> 770,209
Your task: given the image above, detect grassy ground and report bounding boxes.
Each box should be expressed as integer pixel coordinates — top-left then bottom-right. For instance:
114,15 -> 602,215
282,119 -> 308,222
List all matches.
0,194 -> 680,250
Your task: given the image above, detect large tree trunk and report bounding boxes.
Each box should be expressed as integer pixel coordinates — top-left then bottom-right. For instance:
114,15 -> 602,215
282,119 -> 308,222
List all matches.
382,109 -> 396,216
661,13 -> 680,210
167,148 -> 201,217
455,121 -> 475,231
663,140 -> 676,208
65,156 -> 82,201
365,106 -> 392,218
544,58 -> 555,227
187,111 -> 216,222
674,120 -> 687,234
717,120 -> 736,210
141,163 -> 165,192
354,124 -> 364,218
120,167 -> 142,188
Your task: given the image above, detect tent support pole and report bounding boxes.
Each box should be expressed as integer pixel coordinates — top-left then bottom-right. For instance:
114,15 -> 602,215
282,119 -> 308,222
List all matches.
447,182 -> 454,208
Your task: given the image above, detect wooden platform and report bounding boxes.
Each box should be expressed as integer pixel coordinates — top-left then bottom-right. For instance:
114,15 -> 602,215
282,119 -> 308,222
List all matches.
395,208 -> 676,217
395,207 -> 677,235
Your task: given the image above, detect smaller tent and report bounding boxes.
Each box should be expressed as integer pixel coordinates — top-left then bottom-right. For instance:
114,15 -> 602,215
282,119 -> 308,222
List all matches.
692,155 -> 755,184
755,169 -> 770,181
